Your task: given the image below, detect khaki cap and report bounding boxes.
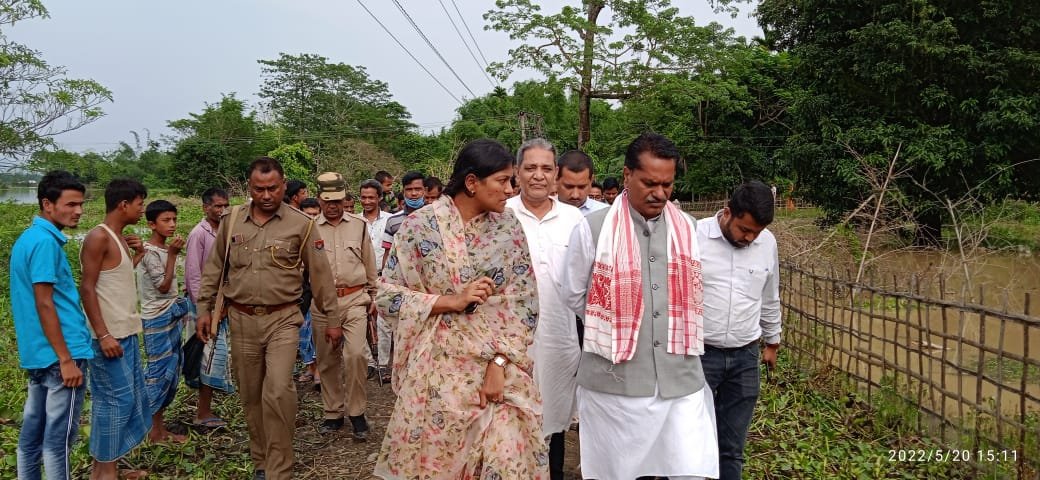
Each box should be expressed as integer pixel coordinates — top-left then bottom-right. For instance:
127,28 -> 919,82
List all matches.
316,172 -> 347,201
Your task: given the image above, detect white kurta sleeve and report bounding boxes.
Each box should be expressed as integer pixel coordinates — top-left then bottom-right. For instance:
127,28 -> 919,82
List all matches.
561,219 -> 595,318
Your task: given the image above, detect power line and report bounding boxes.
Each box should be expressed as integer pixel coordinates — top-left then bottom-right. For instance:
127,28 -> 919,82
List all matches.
355,0 -> 462,105
390,0 -> 477,98
436,0 -> 497,88
450,0 -> 493,69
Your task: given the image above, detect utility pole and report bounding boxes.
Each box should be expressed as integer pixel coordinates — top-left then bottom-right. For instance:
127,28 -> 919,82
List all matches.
519,111 -> 527,143
518,111 -> 545,143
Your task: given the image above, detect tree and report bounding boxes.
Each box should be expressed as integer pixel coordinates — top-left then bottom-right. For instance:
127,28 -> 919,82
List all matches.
257,53 -> 413,153
167,94 -> 276,195
316,137 -> 401,190
0,0 -> 111,158
267,142 -> 314,187
759,0 -> 1040,245
616,44 -> 796,196
485,0 -> 743,149
444,79 -> 623,169
26,135 -> 172,188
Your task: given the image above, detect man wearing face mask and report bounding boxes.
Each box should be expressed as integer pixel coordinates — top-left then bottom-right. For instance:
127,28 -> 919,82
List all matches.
380,171 -> 426,270
697,180 -> 781,480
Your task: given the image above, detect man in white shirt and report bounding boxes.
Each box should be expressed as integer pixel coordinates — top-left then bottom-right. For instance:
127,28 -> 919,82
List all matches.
359,179 -> 393,382
505,138 -> 585,480
697,180 -> 781,480
556,149 -> 608,215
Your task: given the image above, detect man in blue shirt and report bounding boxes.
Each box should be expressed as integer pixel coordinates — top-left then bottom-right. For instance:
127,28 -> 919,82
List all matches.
11,170 -> 93,480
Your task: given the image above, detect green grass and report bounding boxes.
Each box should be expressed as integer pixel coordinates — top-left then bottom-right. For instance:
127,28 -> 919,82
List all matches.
964,356 -> 1040,385
0,196 -> 230,479
958,200 -> 1040,251
1,197 -> 1033,478
745,356 -> 972,479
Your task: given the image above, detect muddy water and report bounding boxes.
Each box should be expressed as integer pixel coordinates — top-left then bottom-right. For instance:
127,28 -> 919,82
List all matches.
782,257 -> 1040,435
865,250 -> 1040,314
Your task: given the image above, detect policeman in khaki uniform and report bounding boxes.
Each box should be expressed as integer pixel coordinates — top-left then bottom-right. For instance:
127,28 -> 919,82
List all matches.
313,172 -> 378,440
197,158 -> 338,480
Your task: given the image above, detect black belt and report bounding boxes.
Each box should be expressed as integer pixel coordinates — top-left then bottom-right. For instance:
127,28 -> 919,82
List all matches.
705,341 -> 758,351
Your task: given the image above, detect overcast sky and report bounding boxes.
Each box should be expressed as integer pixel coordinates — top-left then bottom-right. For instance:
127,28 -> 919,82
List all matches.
9,1 -> 761,153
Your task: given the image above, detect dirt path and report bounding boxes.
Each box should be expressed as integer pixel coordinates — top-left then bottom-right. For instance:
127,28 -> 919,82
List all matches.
161,373 -> 581,479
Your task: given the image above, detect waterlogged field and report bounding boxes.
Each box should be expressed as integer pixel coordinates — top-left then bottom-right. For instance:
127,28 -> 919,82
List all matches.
0,198 -> 973,479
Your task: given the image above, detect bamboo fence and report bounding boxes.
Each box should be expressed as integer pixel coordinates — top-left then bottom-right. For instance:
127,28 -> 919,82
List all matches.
781,262 -> 1039,478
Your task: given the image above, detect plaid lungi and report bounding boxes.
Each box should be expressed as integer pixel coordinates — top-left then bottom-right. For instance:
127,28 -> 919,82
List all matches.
143,296 -> 190,415
88,335 -> 151,462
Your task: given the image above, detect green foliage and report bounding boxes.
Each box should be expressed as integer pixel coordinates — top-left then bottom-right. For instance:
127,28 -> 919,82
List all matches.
267,142 -> 315,187
0,0 -> 112,157
485,0 -> 748,147
25,135 -> 173,189
167,94 -> 277,195
257,53 -> 413,152
758,0 -> 1040,240
615,45 -> 796,196
746,354 -> 970,479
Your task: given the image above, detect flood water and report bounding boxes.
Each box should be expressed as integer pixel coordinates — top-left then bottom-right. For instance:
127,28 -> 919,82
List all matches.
0,187 -> 37,204
782,244 -> 1040,426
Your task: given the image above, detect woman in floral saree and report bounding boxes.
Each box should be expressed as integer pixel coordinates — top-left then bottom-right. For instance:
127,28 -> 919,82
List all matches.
375,139 -> 548,479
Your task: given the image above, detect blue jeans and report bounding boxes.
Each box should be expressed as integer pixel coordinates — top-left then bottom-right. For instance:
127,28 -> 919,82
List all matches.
17,359 -> 88,480
702,343 -> 761,480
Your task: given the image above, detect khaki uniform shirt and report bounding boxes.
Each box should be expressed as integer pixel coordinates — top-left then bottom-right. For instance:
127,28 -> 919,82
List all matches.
197,202 -> 338,323
315,212 -> 378,305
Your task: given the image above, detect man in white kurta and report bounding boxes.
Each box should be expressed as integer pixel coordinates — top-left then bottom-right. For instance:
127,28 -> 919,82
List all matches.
506,138 -> 585,480
562,133 -> 718,480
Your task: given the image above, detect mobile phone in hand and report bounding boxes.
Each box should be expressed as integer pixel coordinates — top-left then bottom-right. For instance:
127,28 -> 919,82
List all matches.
465,269 -> 495,313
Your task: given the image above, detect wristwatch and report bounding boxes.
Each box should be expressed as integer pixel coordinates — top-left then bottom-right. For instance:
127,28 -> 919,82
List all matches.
492,354 -> 509,367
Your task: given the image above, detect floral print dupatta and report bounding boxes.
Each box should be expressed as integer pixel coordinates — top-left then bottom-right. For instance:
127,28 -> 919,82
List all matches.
375,195 -> 548,479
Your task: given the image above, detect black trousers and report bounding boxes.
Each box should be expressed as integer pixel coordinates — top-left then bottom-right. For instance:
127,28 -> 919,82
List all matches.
549,431 -> 566,480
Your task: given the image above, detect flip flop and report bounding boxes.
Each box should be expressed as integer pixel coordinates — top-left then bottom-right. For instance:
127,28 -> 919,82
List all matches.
192,416 -> 227,428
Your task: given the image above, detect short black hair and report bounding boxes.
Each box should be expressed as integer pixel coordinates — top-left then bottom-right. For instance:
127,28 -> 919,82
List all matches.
401,171 -> 425,187
201,187 -> 228,205
37,170 -> 85,210
557,150 -> 594,179
375,171 -> 393,183
624,132 -> 680,171
444,139 -> 513,197
729,180 -> 775,226
145,199 -> 177,223
591,182 -> 603,190
423,176 -> 443,191
284,179 -> 307,203
359,179 -> 383,196
104,178 -> 148,213
247,156 -> 284,178
300,197 -> 320,210
602,177 -> 620,191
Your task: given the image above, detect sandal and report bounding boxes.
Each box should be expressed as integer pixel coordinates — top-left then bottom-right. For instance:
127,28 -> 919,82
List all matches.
296,372 -> 314,383
192,416 -> 227,428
